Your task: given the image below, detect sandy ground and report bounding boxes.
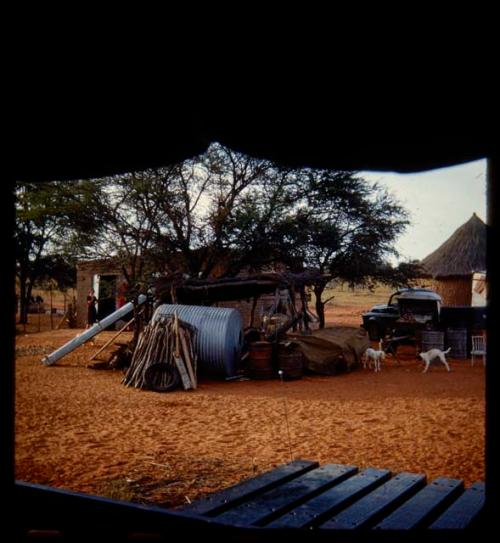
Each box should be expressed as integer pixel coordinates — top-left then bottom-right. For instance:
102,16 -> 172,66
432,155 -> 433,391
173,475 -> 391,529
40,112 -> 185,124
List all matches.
15,306 -> 485,509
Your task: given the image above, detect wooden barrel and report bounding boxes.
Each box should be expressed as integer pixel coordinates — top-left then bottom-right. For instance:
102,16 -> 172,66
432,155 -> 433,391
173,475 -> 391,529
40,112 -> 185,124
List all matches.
248,341 -> 274,379
277,343 -> 303,380
420,330 -> 444,353
446,328 -> 468,359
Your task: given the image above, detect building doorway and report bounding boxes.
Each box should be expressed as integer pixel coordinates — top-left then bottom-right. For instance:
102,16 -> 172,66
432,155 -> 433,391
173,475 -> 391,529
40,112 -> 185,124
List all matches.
96,274 -> 118,325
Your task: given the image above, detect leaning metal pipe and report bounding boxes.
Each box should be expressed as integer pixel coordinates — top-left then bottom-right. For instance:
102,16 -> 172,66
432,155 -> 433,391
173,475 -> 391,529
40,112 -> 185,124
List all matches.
41,294 -> 147,366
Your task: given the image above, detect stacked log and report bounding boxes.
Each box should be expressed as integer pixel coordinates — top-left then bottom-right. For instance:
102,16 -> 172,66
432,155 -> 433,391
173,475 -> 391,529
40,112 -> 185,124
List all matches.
122,314 -> 197,392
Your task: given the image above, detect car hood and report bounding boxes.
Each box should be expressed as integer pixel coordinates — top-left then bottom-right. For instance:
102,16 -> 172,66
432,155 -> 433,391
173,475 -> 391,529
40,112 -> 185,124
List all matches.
371,304 -> 389,311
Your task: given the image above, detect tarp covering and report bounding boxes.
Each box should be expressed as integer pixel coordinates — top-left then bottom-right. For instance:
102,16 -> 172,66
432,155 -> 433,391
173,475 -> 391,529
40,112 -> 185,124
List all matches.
288,327 -> 370,375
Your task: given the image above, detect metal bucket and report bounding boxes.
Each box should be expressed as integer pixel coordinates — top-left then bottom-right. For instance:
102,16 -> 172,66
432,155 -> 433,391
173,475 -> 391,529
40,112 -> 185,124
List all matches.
277,343 -> 303,380
446,328 -> 468,359
420,330 -> 444,353
248,341 -> 274,380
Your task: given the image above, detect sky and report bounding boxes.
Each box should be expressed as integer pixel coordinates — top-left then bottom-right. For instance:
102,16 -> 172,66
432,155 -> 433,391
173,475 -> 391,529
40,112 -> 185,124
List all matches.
361,159 -> 488,264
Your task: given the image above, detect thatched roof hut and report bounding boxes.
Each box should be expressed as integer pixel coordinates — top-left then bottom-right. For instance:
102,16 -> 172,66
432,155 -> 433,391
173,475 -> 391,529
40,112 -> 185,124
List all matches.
420,213 -> 486,306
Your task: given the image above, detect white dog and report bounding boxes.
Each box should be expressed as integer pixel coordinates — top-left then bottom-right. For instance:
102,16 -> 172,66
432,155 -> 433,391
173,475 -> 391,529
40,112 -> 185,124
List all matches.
363,348 -> 385,372
418,347 -> 451,373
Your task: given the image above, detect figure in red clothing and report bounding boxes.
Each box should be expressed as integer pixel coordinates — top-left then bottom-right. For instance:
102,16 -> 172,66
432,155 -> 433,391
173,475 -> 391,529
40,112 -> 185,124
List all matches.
116,281 -> 128,309
86,289 -> 98,328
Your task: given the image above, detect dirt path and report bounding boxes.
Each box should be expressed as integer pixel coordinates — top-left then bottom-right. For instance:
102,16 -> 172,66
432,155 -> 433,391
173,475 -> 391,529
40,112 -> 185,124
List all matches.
15,306 -> 485,509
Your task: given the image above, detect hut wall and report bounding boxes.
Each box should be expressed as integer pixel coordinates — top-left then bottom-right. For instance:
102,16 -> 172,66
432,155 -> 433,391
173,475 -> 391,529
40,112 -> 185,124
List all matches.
426,276 -> 473,306
472,272 -> 487,306
76,260 -> 125,327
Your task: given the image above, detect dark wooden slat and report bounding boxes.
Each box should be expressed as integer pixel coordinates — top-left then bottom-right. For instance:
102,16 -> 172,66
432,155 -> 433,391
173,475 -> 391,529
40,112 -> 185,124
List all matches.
374,477 -> 464,530
214,464 -> 357,527
267,467 -> 390,529
180,459 -> 318,516
320,472 -> 426,529
429,482 -> 485,529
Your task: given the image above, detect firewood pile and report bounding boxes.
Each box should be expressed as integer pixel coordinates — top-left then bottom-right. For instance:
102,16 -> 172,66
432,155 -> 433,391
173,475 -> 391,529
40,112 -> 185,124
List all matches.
122,313 -> 197,392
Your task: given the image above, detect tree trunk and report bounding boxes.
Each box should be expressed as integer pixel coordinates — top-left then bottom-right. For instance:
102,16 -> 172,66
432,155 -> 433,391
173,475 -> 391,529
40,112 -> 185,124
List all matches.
290,287 -> 298,332
18,275 -> 27,324
313,283 -> 326,329
299,287 -> 310,332
19,280 -> 34,325
249,296 -> 258,328
132,298 -> 142,350
49,286 -> 54,330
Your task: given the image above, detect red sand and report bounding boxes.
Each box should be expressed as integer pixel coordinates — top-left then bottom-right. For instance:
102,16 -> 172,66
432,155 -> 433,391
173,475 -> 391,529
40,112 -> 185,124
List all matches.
15,307 -> 485,509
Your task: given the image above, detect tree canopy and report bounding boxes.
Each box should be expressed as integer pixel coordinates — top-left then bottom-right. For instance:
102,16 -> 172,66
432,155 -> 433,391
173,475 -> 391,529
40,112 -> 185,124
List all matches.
16,143 -> 418,327
14,180 -> 99,322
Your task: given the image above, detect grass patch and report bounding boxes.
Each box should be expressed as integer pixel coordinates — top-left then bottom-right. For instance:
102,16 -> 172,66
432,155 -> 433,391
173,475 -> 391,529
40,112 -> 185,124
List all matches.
98,479 -> 137,502
311,283 -> 395,308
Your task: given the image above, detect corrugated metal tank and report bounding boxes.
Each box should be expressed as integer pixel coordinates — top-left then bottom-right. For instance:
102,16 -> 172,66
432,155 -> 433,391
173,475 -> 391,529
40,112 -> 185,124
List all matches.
153,304 -> 243,377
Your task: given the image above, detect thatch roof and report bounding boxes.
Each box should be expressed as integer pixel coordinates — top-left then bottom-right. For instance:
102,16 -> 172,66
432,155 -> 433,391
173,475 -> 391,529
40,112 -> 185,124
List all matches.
420,213 -> 486,278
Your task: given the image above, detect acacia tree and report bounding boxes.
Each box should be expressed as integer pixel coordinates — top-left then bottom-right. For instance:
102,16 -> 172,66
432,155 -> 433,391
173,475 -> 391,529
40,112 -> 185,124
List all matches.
63,144 -> 415,329
148,143 -> 278,279
126,146 -> 413,328
296,170 -> 411,326
14,180 -> 98,323
81,171 -> 176,289
79,157 -> 220,291
222,168 -> 413,327
78,143 -> 294,288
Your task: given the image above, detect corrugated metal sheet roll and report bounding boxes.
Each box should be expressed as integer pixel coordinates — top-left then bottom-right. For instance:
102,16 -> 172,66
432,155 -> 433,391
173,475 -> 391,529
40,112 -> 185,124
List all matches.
153,304 -> 243,377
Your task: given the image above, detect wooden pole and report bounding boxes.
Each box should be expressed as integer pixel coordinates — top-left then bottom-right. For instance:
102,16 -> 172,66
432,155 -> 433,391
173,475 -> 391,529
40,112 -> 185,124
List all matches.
56,309 -> 69,330
249,296 -> 258,328
174,312 -> 193,390
88,316 -> 135,362
171,285 -> 178,304
298,287 -> 309,332
180,327 -> 197,388
50,285 -> 54,330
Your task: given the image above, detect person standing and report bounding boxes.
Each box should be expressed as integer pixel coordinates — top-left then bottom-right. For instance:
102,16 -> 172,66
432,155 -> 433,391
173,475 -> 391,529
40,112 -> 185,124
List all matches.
116,281 -> 128,309
86,289 -> 98,328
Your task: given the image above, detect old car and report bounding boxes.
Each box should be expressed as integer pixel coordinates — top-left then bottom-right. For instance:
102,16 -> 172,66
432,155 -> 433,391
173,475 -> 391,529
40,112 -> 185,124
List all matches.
361,288 -> 442,341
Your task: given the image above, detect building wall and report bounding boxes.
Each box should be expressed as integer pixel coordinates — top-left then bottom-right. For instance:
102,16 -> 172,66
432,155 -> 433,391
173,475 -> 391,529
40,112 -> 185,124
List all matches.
76,260 -> 125,327
418,276 -> 473,306
472,272 -> 487,306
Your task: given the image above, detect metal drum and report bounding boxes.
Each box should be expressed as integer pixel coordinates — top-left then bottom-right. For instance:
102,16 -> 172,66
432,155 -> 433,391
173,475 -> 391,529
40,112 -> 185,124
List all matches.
248,341 -> 274,380
420,330 -> 444,353
446,328 -> 468,359
153,304 -> 243,377
277,343 -> 303,380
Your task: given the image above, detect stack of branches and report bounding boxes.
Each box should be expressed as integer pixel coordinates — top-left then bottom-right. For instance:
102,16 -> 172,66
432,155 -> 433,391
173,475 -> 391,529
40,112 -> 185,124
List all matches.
122,314 -> 197,392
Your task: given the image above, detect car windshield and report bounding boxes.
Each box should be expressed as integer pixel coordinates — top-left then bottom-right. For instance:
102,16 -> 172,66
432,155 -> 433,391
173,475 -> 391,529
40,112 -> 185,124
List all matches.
388,293 -> 400,307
